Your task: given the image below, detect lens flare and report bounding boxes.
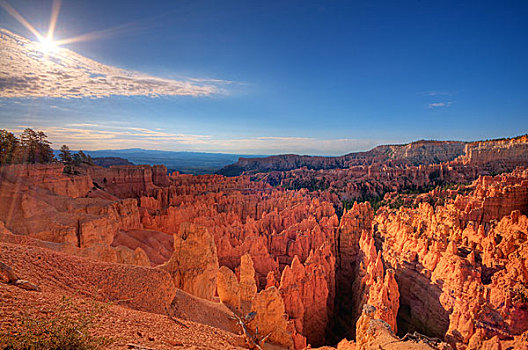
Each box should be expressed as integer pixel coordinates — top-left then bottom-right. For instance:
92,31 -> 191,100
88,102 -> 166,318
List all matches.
38,36 -> 58,54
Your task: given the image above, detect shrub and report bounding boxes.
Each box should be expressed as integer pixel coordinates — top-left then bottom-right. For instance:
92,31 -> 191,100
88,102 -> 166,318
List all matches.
0,296 -> 112,350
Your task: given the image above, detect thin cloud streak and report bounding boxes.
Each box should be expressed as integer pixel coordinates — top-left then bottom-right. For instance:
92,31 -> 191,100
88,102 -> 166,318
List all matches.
421,90 -> 452,96
12,124 -> 382,155
428,102 -> 452,108
0,28 -> 229,99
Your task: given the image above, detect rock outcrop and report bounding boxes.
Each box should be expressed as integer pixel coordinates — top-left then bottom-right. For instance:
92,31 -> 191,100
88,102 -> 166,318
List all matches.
218,140 -> 468,176
217,265 -> 241,311
161,223 -> 219,300
249,286 -> 293,348
458,134 -> 528,171
375,170 -> 528,348
350,220 -> 400,335
279,243 -> 335,347
354,304 -> 441,350
239,253 -> 257,311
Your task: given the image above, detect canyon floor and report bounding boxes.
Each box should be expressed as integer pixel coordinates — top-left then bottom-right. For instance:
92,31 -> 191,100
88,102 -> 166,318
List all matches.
1,136 -> 528,350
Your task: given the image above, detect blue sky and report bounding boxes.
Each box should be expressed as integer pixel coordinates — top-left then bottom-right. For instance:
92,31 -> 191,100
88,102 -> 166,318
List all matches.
0,0 -> 527,155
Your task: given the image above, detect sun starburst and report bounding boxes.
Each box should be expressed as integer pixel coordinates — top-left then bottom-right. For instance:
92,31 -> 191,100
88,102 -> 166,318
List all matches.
38,35 -> 59,54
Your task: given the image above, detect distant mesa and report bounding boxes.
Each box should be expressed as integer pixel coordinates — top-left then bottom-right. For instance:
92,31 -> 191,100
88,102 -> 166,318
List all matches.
217,135 -> 528,176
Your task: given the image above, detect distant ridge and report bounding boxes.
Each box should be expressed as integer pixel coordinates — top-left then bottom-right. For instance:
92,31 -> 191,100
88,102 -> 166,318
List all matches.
217,135 -> 528,176
92,157 -> 134,167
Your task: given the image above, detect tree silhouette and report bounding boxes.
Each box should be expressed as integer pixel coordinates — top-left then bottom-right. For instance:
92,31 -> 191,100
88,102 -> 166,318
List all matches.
0,129 -> 19,165
78,150 -> 94,165
59,145 -> 73,163
18,128 -> 55,163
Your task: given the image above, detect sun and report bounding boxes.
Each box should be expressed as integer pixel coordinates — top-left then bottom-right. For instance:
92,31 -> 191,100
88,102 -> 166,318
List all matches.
39,36 -> 59,54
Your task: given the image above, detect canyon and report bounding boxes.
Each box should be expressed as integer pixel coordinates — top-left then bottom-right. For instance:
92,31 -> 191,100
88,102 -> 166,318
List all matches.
1,135 -> 528,350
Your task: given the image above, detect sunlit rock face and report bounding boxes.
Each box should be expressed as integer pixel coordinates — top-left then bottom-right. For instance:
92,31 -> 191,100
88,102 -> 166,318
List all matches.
161,223 -> 219,301
0,164 -> 144,262
375,170 -> 528,348
458,134 -> 528,170
217,265 -> 241,311
249,286 -> 293,348
239,253 -> 258,310
218,140 -> 468,176
235,135 -> 528,209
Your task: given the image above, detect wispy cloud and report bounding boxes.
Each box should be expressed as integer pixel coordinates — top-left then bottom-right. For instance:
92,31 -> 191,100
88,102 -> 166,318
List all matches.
0,28 -> 229,99
421,90 -> 452,96
11,124 -> 382,155
428,102 -> 452,108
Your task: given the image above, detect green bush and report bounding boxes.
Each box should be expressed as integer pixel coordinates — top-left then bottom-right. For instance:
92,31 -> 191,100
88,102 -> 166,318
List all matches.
0,296 -> 112,350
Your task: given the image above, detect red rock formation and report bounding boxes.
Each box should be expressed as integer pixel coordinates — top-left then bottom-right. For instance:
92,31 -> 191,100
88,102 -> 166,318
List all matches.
353,224 -> 400,334
279,245 -> 335,347
374,170 -> 528,348
0,165 -> 142,251
218,140 -> 469,176
161,223 -> 219,300
217,265 -> 240,311
239,253 -> 257,312
335,202 -> 374,338
86,165 -> 163,199
458,134 -> 528,171
3,159 -> 526,349
0,163 -> 92,198
265,270 -> 280,289
112,229 -> 173,266
249,286 -> 293,348
454,169 -> 528,223
113,245 -> 150,266
353,304 -> 440,350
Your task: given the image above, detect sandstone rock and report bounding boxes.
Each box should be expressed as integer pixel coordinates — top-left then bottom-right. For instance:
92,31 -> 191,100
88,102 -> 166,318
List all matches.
113,245 -> 151,266
240,253 -> 257,310
374,170 -> 528,348
458,134 -> 528,171
2,157 -> 526,350
217,265 -> 240,310
335,202 -> 374,339
0,261 -> 17,283
249,286 -> 293,348
355,227 -> 400,334
14,279 -> 40,291
279,243 -> 335,347
265,271 -> 279,289
161,223 -> 219,300
0,163 -> 92,198
87,165 -> 163,199
1,241 -> 176,314
112,229 -> 174,266
355,304 -> 439,350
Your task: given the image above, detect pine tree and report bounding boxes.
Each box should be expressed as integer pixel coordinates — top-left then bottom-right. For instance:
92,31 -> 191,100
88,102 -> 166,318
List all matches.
59,145 -> 73,163
0,129 -> 19,165
36,131 -> 54,163
18,128 -> 55,164
78,150 -> 94,165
